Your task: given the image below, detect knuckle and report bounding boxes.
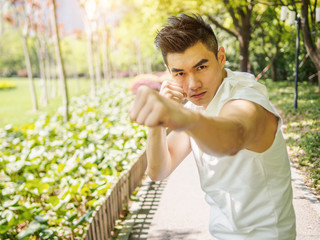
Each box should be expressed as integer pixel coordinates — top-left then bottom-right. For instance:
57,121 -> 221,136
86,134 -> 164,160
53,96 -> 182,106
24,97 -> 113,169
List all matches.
137,85 -> 150,95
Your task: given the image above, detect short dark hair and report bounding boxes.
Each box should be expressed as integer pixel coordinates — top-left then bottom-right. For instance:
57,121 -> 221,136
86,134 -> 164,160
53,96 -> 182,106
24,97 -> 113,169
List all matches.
155,13 -> 219,65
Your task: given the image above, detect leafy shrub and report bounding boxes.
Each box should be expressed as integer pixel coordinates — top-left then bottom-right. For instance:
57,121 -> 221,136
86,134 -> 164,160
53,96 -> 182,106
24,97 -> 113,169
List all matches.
0,80 -> 147,239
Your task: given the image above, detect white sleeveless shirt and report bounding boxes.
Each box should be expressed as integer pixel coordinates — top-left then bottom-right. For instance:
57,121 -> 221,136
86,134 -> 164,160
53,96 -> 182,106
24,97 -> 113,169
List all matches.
187,69 -> 296,239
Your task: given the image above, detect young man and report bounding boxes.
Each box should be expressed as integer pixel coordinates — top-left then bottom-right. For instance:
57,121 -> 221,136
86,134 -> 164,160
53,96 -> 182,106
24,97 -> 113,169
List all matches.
130,13 -> 296,239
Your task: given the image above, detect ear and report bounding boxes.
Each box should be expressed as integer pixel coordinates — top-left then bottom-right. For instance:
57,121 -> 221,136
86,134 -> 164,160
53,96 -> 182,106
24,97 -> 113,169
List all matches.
217,46 -> 226,69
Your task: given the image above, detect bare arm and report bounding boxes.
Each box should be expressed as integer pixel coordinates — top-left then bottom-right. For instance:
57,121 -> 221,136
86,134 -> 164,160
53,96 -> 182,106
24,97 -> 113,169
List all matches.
136,81 -> 191,181
146,127 -> 191,181
184,99 -> 277,156
130,85 -> 277,178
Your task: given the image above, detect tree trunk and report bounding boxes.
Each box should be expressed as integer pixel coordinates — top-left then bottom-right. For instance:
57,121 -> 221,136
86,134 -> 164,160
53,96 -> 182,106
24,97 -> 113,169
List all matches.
270,46 -> 280,82
51,0 -> 69,122
271,58 -> 277,81
22,36 -> 38,112
317,71 -> 320,92
239,35 -> 250,72
301,0 -> 320,92
45,41 -> 51,98
87,33 -> 96,96
102,29 -> 110,87
36,38 -> 48,106
49,47 -> 57,98
209,1 -> 253,72
94,35 -> 102,88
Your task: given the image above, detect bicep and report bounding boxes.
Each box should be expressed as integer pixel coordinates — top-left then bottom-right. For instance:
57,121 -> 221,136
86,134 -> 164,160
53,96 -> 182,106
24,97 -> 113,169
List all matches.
218,99 -> 267,147
167,130 -> 191,171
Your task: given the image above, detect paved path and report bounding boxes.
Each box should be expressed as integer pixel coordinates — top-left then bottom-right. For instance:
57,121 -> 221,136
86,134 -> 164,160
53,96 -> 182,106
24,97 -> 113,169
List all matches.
118,153 -> 320,240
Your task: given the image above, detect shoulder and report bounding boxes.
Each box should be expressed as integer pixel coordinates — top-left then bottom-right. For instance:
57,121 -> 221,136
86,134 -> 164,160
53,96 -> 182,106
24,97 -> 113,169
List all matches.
218,69 -> 281,121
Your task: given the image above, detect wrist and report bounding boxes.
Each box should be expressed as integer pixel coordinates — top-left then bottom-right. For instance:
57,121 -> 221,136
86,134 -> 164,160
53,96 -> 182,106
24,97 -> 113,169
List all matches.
184,109 -> 202,133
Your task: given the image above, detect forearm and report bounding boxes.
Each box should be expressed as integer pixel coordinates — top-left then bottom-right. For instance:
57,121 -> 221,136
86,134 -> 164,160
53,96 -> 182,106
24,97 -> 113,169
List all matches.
185,112 -> 246,157
146,127 -> 172,181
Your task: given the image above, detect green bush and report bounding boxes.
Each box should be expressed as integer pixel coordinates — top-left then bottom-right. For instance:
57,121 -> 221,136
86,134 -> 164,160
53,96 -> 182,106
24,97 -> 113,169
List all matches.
0,80 -> 147,239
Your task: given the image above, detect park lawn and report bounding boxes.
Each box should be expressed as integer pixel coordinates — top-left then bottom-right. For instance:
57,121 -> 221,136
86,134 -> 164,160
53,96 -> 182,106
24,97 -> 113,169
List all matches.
0,77 -> 92,128
263,79 -> 320,198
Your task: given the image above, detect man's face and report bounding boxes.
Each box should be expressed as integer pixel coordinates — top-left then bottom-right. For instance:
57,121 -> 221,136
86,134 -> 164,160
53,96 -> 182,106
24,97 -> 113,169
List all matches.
166,41 -> 226,109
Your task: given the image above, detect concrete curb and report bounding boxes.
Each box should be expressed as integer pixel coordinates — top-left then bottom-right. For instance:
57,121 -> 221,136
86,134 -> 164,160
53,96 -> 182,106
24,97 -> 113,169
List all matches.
291,164 -> 320,216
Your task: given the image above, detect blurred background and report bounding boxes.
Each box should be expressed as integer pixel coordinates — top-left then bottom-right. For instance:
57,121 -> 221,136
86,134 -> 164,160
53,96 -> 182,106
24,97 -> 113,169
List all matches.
0,0 -> 319,81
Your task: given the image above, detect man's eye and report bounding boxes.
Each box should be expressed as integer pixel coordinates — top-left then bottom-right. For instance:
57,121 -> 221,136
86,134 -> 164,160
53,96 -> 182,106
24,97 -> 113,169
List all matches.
198,65 -> 207,71
176,72 -> 184,77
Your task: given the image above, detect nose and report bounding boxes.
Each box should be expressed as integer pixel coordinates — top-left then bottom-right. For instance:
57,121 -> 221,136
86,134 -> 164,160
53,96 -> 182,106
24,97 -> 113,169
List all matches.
187,74 -> 201,91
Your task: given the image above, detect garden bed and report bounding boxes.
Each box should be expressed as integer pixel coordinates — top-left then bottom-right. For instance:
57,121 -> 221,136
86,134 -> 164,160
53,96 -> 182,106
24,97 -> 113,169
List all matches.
0,80 -> 147,239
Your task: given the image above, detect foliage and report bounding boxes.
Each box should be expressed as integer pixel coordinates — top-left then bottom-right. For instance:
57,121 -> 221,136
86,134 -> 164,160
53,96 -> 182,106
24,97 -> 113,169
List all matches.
0,27 -> 34,77
60,36 -> 88,78
263,79 -> 320,196
1,0 -> 318,81
0,80 -> 147,239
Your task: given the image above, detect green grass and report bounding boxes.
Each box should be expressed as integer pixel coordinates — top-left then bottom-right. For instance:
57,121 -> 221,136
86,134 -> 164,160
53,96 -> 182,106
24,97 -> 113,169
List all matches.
0,77 -> 92,128
262,79 -> 320,196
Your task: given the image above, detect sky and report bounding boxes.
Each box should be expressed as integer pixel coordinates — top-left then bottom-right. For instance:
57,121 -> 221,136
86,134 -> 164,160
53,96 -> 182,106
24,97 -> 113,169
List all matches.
56,0 -> 84,34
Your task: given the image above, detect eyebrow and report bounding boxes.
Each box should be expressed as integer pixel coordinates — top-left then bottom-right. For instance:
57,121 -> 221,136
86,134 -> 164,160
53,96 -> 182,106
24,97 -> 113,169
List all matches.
193,59 -> 208,69
170,59 -> 209,73
171,67 -> 183,73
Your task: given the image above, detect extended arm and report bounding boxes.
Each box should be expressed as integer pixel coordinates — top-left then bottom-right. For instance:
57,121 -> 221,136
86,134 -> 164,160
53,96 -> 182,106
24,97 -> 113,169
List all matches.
184,99 -> 278,156
130,86 -> 277,158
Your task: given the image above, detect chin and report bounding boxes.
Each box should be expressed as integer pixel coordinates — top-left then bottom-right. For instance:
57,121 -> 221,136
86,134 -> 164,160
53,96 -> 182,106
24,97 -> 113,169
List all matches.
189,100 -> 207,107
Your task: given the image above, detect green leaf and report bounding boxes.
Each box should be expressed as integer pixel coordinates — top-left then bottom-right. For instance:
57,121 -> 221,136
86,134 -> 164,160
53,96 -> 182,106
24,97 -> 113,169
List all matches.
3,195 -> 21,208
65,211 -> 78,222
97,183 -> 111,196
101,167 -> 112,176
39,229 -> 54,239
0,220 -> 11,234
57,163 -> 66,173
2,209 -> 15,222
86,198 -> 97,207
46,196 -> 60,207
17,220 -> 41,240
74,209 -> 94,227
35,215 -> 49,224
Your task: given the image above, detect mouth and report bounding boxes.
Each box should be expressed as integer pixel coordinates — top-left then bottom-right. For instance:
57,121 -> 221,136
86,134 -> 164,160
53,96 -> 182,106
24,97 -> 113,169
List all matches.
190,91 -> 207,99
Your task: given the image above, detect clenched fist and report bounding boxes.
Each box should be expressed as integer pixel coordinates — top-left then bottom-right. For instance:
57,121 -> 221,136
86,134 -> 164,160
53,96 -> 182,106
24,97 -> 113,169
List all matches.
159,80 -> 186,104
129,85 -> 191,130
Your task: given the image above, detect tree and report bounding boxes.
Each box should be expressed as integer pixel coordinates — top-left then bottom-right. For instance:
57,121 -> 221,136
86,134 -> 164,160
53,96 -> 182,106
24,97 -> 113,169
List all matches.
78,0 -> 97,96
300,0 -> 320,91
4,0 -> 39,112
206,0 -> 267,72
50,0 -> 69,122
252,5 -> 291,81
278,0 -> 320,89
33,0 -> 49,106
